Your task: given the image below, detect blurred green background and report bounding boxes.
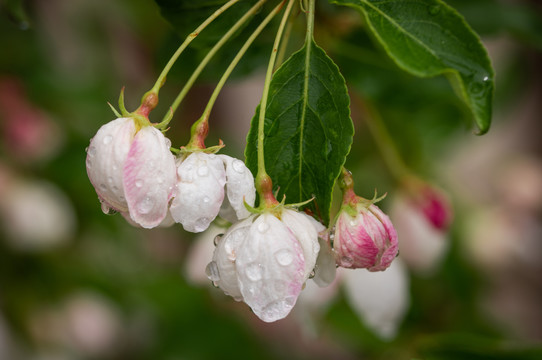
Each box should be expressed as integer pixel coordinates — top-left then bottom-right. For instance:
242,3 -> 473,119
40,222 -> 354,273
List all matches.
0,0 -> 541,359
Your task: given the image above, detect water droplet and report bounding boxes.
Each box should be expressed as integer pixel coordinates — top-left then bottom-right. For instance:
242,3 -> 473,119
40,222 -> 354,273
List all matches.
232,160 -> 245,174
87,146 -> 96,157
309,270 -> 316,279
103,135 -> 112,145
135,179 -> 144,188
100,202 -> 117,215
483,76 -> 489,82
137,197 -> 154,214
257,222 -> 269,233
213,234 -> 223,246
119,195 -> 125,202
341,256 -> 354,267
112,186 -> 119,192
112,165 -> 118,171
107,176 -> 113,183
246,263 -> 262,281
428,5 -> 440,15
284,296 -> 296,307
99,183 -> 107,191
203,196 -> 210,203
86,159 -> 92,169
205,261 -> 221,282
197,166 -> 209,177
165,138 -> 172,148
349,219 -> 357,227
275,249 -> 293,266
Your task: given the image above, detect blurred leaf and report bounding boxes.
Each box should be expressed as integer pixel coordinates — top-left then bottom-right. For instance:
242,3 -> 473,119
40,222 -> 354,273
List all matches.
1,0 -> 30,29
246,39 -> 354,225
330,0 -> 494,134
446,0 -> 542,51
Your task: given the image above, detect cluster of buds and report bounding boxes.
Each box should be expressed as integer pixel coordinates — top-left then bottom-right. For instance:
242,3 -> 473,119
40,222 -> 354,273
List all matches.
86,92 -> 255,231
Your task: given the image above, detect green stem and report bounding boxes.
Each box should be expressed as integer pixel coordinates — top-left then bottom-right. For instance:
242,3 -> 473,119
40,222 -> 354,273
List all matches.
164,0 -> 268,125
274,4 -> 298,71
149,0 -> 241,96
255,0 -> 295,206
186,0 -> 285,150
359,98 -> 409,180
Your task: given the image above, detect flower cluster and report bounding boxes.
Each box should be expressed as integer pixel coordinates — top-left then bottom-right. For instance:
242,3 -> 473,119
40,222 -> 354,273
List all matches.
86,116 -> 255,231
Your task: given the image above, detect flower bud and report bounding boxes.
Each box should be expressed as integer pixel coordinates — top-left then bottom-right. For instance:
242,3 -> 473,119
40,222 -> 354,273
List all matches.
169,153 -> 255,233
333,202 -> 398,271
209,209 -> 322,322
86,117 -> 177,228
403,179 -> 453,231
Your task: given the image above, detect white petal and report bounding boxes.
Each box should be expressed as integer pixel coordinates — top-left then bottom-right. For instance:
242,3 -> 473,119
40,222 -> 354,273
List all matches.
313,236 -> 337,287
236,214 -> 305,322
281,209 -> 320,280
123,126 -> 177,229
170,153 -> 226,232
212,217 -> 253,300
342,259 -> 410,340
391,195 -> 449,274
218,155 -> 256,222
86,118 -> 134,212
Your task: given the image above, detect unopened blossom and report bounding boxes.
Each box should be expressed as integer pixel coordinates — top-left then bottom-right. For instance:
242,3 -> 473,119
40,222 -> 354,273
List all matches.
403,179 -> 453,230
391,193 -> 449,274
169,152 -> 255,232
334,202 -> 398,271
86,117 -> 176,228
208,209 -> 321,322
333,169 -> 398,271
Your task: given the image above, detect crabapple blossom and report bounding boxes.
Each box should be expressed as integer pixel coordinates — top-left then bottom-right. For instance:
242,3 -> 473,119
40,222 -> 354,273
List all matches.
333,169 -> 398,271
334,202 -> 398,271
169,152 -> 256,232
208,209 -> 322,322
86,117 -> 177,228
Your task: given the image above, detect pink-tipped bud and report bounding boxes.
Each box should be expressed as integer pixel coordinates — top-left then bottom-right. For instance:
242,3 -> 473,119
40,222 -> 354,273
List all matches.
333,202 -> 398,272
404,179 -> 453,231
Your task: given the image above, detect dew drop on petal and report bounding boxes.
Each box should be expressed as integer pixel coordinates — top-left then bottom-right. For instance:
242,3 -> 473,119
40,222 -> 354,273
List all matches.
341,256 -> 354,267
232,160 -> 245,174
103,135 -> 112,145
309,269 -> 316,279
119,195 -> 125,202
205,261 -> 221,282
135,179 -> 144,188
203,196 -> 210,203
194,217 -> 210,232
112,165 -> 118,171
99,183 -> 107,191
87,146 -> 96,157
213,234 -> 223,246
349,219 -> 357,227
274,249 -> 293,266
137,197 -> 154,214
197,166 -> 209,177
246,262 -> 262,281
100,202 -> 117,215
257,222 -> 269,233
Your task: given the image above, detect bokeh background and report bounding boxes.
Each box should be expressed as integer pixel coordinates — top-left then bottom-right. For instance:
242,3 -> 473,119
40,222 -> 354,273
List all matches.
0,0 -> 541,359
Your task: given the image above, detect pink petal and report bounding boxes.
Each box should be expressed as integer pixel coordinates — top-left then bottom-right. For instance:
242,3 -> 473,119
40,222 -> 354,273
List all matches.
236,214 -> 305,322
86,118 -> 135,212
122,126 -> 176,229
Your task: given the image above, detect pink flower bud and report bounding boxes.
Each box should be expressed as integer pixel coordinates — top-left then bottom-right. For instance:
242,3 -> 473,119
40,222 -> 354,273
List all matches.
86,117 -> 177,228
333,203 -> 398,271
403,179 -> 453,231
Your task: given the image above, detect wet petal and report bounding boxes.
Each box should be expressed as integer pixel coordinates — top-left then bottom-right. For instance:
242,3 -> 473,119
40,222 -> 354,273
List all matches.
236,214 -> 305,322
212,217 -> 253,301
170,153 -> 226,232
218,155 -> 256,222
86,118 -> 134,212
281,209 -> 320,280
123,126 -> 177,228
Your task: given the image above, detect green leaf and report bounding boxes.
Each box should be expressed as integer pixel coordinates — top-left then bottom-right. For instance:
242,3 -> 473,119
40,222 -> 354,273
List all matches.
246,39 -> 354,225
330,0 -> 495,134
